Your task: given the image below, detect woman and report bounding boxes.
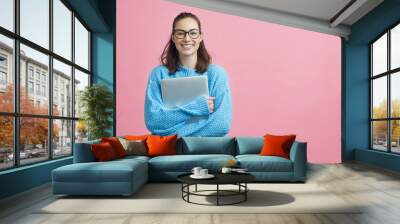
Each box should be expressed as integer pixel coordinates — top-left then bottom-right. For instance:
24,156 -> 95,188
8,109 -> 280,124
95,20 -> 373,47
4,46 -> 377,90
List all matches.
144,12 -> 232,137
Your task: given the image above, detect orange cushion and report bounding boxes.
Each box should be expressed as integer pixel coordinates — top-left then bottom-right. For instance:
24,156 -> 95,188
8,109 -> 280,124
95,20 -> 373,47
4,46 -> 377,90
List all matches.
91,142 -> 117,161
146,135 -> 177,157
101,137 -> 127,158
260,134 -> 296,159
124,135 -> 149,141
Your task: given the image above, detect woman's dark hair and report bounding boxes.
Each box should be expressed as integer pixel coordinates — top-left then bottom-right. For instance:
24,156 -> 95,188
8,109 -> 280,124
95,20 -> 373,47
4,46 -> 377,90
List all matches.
160,12 -> 211,74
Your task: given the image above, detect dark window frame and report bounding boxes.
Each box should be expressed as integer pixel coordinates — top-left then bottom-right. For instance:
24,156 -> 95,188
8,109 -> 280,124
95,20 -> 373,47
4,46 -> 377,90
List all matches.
0,0 -> 91,171
370,20 -> 400,154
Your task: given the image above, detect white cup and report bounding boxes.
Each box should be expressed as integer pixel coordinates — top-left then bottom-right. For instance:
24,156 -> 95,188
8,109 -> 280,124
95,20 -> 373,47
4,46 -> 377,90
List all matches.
200,169 -> 208,176
191,167 -> 202,176
221,167 -> 232,174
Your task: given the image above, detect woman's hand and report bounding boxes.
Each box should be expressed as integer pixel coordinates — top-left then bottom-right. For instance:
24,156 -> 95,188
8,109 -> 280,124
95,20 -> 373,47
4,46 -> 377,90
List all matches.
208,97 -> 215,113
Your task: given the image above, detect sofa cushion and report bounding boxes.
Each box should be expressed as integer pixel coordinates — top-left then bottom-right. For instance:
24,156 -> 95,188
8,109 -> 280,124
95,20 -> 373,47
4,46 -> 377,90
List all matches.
149,154 -> 235,172
236,155 -> 293,172
101,137 -> 127,158
147,135 -> 177,157
91,142 -> 118,161
179,137 -> 235,155
118,138 -> 147,156
260,134 -> 296,159
235,136 -> 263,155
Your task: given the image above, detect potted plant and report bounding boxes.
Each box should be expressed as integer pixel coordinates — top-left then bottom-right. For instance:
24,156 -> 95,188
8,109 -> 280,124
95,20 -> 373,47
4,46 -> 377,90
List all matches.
79,84 -> 114,140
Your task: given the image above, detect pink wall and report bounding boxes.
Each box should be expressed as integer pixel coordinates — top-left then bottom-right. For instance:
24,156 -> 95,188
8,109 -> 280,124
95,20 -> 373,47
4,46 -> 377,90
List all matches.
116,0 -> 341,163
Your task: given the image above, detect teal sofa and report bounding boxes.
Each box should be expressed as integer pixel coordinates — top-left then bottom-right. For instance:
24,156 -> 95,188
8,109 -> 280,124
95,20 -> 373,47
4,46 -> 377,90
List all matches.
52,137 -> 307,196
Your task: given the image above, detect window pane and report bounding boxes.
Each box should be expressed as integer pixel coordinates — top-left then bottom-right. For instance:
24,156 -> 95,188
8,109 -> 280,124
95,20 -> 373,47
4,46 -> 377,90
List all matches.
0,34 -> 14,112
372,77 -> 387,119
20,0 -> 49,49
372,121 -> 388,151
0,116 -> 13,170
53,0 -> 72,60
74,17 -> 89,70
372,33 -> 387,76
20,117 -> 49,165
53,119 -> 72,158
75,120 -> 88,143
391,72 -> 400,118
53,59 -> 72,117
20,44 -> 49,115
74,69 -> 89,118
0,0 -> 14,32
391,120 -> 400,153
392,24 -> 400,70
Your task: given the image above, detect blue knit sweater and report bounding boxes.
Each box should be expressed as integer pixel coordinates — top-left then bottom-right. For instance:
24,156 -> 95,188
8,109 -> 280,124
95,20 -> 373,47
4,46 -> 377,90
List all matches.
144,64 -> 232,137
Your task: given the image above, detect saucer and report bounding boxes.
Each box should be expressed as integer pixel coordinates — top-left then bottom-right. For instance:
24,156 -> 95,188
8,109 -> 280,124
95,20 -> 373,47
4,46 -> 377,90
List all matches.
190,174 -> 215,179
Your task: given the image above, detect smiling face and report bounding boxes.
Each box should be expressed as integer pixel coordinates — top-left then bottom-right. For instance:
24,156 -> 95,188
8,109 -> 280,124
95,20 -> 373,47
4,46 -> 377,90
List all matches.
171,17 -> 203,58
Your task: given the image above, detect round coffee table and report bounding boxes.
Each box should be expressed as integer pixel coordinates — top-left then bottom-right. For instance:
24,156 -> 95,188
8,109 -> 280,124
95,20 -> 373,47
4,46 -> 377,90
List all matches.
177,173 -> 255,206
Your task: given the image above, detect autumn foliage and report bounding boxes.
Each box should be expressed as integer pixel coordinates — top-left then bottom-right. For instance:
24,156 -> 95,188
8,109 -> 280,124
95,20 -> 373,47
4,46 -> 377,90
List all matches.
0,85 -> 59,150
372,99 -> 400,142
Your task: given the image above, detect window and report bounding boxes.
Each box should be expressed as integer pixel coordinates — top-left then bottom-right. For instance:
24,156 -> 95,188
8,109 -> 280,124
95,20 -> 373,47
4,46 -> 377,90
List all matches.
29,67 -> 34,80
0,55 -> 7,67
0,35 -> 13,113
28,81 -> 34,94
35,70 -> 40,81
75,17 -> 89,70
35,83 -> 40,95
0,71 -> 6,85
0,0 -> 91,170
20,0 -> 49,49
371,23 -> 400,154
53,0 -> 72,60
0,0 -> 13,32
0,54 -> 8,86
42,85 -> 46,97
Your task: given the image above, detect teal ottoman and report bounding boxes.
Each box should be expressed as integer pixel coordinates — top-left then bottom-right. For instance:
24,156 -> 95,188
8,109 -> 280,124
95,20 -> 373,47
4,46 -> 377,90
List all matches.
52,156 -> 148,196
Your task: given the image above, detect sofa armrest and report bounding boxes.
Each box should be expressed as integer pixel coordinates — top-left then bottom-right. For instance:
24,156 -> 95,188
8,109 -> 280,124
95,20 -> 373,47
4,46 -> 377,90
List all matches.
289,141 -> 307,181
73,140 -> 100,163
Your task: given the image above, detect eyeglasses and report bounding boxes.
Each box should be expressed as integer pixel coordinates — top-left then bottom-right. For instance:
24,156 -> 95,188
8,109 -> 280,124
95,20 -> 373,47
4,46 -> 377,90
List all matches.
173,29 -> 200,39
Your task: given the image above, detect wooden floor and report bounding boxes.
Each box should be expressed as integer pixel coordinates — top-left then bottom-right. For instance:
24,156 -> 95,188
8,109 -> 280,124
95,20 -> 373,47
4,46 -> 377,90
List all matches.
1,162 -> 400,224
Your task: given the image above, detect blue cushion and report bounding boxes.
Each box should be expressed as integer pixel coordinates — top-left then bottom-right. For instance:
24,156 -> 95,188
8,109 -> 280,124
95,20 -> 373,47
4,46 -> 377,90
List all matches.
149,154 -> 235,172
235,136 -> 263,155
236,155 -> 293,172
180,137 -> 235,155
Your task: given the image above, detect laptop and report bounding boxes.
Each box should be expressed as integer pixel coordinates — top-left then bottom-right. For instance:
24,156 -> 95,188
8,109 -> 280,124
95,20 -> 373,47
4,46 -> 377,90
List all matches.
161,75 -> 209,108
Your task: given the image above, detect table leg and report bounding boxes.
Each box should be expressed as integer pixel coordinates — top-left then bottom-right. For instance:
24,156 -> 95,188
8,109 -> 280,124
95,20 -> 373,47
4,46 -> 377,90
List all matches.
245,183 -> 247,201
187,184 -> 190,202
217,184 -> 219,206
195,184 -> 197,192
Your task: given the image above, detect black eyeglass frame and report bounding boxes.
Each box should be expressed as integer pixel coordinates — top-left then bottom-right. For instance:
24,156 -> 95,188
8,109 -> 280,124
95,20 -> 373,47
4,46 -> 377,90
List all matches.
173,29 -> 201,39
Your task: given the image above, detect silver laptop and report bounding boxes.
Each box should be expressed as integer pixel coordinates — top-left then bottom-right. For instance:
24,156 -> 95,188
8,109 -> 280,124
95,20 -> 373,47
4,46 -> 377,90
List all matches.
161,75 -> 209,108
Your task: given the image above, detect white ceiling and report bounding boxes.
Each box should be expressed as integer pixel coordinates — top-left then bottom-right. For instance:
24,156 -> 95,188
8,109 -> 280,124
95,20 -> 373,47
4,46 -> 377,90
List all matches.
166,0 -> 384,39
